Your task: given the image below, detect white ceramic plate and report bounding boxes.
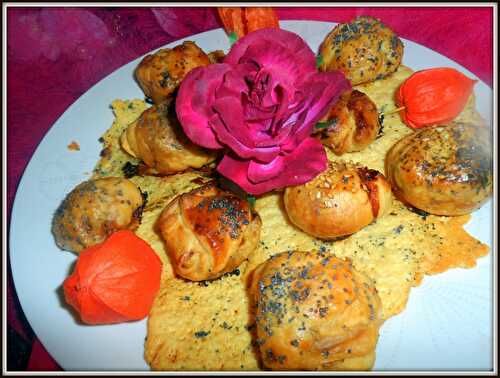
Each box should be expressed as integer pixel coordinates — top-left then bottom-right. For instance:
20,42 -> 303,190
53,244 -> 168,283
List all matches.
10,20 -> 494,371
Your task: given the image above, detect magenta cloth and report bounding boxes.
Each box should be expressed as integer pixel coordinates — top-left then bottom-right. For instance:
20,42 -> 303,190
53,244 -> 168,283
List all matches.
6,6 -> 493,371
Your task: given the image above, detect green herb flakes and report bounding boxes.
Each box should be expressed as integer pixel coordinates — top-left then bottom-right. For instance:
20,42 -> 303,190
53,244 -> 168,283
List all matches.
194,330 -> 210,338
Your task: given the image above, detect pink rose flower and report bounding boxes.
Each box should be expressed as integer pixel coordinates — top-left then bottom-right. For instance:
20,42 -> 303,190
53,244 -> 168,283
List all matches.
176,28 -> 351,195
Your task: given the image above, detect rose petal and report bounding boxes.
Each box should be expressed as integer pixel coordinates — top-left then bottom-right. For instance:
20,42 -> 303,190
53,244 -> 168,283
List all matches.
224,28 -> 316,75
176,64 -> 232,149
217,138 -> 327,195
238,40 -> 305,90
210,103 -> 280,163
247,155 -> 285,183
283,70 -> 351,151
212,96 -> 254,147
243,95 -> 277,124
215,63 -> 255,99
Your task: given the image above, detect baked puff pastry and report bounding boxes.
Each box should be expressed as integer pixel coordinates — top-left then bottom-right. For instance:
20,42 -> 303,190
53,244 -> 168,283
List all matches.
52,177 -> 144,253
120,103 -> 218,175
135,41 -> 211,104
284,161 -> 392,239
249,250 -> 383,370
385,121 -> 492,216
314,90 -> 381,155
319,16 -> 403,85
157,184 -> 262,281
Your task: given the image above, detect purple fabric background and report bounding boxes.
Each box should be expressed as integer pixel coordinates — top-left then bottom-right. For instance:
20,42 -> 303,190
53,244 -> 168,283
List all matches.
6,6 -> 493,371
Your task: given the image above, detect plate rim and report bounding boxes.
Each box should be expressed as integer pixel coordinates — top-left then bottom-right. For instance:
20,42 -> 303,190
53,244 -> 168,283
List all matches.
8,19 -> 495,371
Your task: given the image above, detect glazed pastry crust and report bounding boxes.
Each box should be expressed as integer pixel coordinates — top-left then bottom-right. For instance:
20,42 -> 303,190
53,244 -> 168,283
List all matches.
314,90 -> 381,155
120,103 -> 218,175
52,177 -> 144,253
249,250 -> 383,370
135,41 -> 210,104
385,121 -> 492,216
284,161 -> 392,239
208,49 -> 226,64
157,184 -> 262,281
319,16 -> 403,85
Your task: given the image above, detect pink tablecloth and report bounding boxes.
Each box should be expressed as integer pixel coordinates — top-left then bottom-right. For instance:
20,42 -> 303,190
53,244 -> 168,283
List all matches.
6,6 -> 493,371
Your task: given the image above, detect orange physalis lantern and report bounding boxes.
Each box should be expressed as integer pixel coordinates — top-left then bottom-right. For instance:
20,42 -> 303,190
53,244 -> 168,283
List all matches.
217,7 -> 279,39
396,67 -> 477,129
63,230 -> 162,325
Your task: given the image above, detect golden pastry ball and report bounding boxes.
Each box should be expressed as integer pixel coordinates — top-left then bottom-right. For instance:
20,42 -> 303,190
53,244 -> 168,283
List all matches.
120,103 -> 218,175
52,177 -> 144,253
284,161 -> 392,239
135,41 -> 210,104
314,90 -> 381,155
385,121 -> 492,216
157,183 -> 262,281
319,16 -> 403,85
249,250 -> 383,370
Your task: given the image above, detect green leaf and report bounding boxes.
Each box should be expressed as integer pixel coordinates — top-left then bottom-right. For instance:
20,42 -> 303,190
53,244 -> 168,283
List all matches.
229,32 -> 238,46
246,195 -> 256,209
316,54 -> 323,69
315,118 -> 337,130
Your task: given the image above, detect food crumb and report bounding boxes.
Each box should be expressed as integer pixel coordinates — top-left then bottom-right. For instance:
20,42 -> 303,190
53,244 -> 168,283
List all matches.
67,141 -> 80,151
